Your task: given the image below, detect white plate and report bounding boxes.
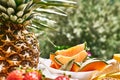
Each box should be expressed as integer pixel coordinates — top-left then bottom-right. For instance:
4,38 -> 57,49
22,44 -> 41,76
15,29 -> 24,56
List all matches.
38,58 -> 96,80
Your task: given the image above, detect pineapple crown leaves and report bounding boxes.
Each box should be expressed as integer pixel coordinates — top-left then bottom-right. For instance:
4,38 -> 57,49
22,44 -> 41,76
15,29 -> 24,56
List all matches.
0,0 -> 76,28
36,0 -> 76,7
30,0 -> 76,29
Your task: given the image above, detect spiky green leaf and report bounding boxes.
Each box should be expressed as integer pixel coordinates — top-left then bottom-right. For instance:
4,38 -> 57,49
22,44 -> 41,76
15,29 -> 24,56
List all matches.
36,0 -> 76,7
35,8 -> 67,16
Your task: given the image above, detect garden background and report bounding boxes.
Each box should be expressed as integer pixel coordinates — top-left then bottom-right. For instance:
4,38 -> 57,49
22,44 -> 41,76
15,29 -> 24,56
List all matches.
32,0 -> 120,60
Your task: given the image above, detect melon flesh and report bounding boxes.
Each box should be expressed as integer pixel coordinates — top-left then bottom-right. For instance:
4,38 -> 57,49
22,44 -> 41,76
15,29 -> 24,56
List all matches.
79,60 -> 108,71
55,50 -> 88,65
71,62 -> 81,72
55,43 -> 86,56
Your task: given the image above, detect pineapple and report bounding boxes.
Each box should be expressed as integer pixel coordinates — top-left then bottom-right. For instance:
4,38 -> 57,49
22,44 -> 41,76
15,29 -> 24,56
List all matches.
0,0 -> 40,79
0,0 -> 75,79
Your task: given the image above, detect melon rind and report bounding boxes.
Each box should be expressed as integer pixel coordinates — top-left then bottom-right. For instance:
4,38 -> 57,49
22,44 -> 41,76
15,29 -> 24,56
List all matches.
79,60 -> 108,71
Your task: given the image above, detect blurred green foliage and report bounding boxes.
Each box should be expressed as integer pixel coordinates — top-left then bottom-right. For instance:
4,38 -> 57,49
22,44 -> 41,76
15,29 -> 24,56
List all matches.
35,0 -> 120,60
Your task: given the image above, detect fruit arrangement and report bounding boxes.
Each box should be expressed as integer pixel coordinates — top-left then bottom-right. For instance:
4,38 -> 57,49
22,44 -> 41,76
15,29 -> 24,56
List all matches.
6,44 -> 120,80
49,43 -> 108,72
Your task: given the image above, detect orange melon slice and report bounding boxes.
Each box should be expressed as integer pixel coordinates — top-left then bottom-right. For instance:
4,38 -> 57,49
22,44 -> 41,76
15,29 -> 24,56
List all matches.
60,59 -> 75,71
52,61 -> 61,69
55,42 -> 86,56
50,62 -> 56,68
55,50 -> 88,65
50,61 -> 61,69
50,53 -> 56,61
71,62 -> 81,72
79,60 -> 108,72
50,53 -> 61,69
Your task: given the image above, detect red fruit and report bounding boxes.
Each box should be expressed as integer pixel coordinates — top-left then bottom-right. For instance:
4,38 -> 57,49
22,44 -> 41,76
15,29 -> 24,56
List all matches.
6,70 -> 24,80
37,71 -> 42,80
23,71 -> 42,80
55,75 -> 70,80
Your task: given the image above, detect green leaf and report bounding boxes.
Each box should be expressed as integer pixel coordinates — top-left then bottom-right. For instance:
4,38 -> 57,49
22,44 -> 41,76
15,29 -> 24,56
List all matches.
37,0 -> 76,7
15,0 -> 26,6
35,8 -> 67,16
32,19 -> 56,30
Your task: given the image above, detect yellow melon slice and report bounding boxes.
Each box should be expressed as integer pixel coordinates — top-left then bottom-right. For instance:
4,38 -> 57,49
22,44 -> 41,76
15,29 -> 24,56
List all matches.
79,60 -> 108,72
106,72 -> 120,79
113,54 -> 120,62
55,42 -> 86,56
93,72 -> 120,80
55,50 -> 88,65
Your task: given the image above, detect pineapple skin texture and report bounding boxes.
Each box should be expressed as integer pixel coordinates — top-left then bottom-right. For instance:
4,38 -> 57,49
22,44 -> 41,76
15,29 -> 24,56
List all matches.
0,25 -> 40,78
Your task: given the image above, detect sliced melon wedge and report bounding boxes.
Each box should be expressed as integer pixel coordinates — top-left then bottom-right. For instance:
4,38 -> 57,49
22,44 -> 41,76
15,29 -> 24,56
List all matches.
55,42 -> 86,56
50,53 -> 61,69
79,60 -> 108,71
55,50 -> 88,65
60,59 -> 75,71
71,62 -> 81,72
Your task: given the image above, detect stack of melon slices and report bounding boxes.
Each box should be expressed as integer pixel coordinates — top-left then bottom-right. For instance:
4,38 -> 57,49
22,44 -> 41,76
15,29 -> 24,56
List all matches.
49,42 -> 108,72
